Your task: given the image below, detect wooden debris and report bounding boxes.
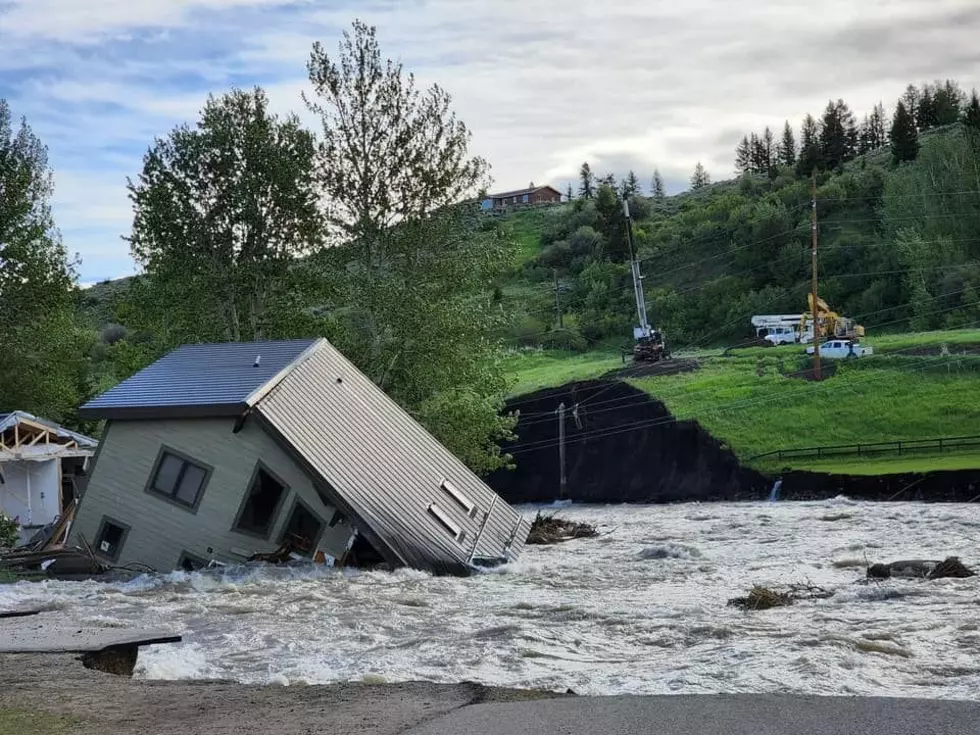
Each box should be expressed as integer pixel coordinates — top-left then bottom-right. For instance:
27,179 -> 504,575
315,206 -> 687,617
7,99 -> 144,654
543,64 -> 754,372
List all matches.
728,582 -> 833,611
526,512 -> 598,545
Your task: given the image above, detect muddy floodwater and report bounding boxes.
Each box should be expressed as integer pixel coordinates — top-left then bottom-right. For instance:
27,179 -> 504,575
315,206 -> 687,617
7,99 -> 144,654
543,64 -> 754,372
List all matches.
3,500 -> 980,698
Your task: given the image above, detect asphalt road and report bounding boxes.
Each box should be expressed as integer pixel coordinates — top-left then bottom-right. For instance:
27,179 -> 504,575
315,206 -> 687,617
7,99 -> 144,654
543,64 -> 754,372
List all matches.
407,693 -> 980,735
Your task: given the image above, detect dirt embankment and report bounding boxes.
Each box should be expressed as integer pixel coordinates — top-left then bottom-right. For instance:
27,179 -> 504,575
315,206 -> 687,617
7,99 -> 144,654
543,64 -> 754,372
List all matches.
779,469 -> 980,502
488,380 -> 768,504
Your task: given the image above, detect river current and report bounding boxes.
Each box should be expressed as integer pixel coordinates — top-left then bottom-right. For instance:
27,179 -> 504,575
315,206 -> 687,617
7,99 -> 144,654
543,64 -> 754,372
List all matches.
3,500 -> 979,698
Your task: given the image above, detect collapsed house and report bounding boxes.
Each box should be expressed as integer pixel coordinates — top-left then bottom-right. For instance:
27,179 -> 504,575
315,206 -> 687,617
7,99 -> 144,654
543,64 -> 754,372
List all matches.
0,412 -> 97,545
72,339 -> 530,575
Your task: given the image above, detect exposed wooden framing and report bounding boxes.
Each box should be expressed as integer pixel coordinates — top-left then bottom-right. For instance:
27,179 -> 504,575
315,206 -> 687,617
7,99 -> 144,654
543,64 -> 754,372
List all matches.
29,430 -> 48,446
14,425 -> 19,447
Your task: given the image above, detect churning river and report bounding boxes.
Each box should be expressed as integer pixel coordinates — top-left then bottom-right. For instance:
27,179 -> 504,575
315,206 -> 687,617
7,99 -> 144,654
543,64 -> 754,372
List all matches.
3,500 -> 980,698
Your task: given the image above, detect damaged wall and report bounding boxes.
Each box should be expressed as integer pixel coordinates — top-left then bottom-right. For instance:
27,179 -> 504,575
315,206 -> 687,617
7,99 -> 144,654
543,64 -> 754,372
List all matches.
487,380 -> 767,504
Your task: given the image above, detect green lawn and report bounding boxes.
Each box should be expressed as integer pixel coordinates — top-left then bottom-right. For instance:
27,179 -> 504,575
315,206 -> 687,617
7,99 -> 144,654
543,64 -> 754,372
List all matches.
503,350 -> 623,395
504,340 -> 980,474
781,453 -> 980,475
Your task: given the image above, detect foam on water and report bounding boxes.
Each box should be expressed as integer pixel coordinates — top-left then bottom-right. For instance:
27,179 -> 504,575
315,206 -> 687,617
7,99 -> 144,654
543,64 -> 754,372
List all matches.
7,501 -> 980,698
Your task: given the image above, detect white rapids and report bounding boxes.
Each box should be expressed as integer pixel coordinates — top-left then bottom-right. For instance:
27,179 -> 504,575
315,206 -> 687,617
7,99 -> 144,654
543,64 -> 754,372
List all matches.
3,500 -> 980,698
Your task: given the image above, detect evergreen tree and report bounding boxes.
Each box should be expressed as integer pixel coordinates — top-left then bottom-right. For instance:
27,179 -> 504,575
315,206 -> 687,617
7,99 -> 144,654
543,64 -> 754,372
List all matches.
796,114 -> 821,177
762,126 -> 776,175
735,135 -> 751,173
690,161 -> 710,190
749,133 -> 767,174
651,169 -> 666,201
902,85 -> 920,126
579,161 -> 595,199
565,182 -> 573,201
869,103 -> 887,149
933,79 -> 964,126
889,100 -> 919,163
963,89 -> 980,130
599,173 -> 616,188
620,169 -> 640,198
819,99 -> 857,169
857,114 -> 873,155
916,86 -> 938,130
777,121 -> 796,167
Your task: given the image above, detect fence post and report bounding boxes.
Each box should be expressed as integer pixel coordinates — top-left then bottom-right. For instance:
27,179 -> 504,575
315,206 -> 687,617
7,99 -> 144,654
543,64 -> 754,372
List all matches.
898,442 -> 903,456
939,438 -> 944,454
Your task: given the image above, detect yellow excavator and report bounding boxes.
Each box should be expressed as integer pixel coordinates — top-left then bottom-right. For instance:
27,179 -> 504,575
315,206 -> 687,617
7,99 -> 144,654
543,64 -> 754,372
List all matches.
799,295 -> 865,342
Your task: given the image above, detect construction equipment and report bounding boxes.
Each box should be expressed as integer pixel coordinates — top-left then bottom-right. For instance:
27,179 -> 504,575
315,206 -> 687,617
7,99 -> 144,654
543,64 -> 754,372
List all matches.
751,314 -> 806,345
800,295 -> 865,342
633,329 -> 670,362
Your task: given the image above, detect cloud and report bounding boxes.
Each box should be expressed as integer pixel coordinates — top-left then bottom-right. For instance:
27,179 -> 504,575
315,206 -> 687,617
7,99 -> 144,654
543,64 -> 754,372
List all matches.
0,0 -> 977,281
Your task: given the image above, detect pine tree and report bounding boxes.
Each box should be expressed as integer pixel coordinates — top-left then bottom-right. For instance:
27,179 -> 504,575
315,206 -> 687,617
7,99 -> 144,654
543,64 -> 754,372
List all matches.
579,161 -> 595,199
599,173 -> 616,188
902,85 -> 920,126
651,169 -> 666,201
857,114 -> 873,155
869,103 -> 887,149
762,126 -> 775,175
963,89 -> 980,130
777,121 -> 796,167
889,100 -> 919,163
620,169 -> 640,198
916,86 -> 938,130
819,99 -> 857,170
690,161 -> 710,190
735,135 -> 751,173
749,133 -> 767,174
933,79 -> 964,126
565,182 -> 573,201
796,114 -> 821,177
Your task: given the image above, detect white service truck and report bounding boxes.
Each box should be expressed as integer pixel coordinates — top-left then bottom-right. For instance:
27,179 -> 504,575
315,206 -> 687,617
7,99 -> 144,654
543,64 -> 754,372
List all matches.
805,339 -> 873,359
750,314 -> 812,345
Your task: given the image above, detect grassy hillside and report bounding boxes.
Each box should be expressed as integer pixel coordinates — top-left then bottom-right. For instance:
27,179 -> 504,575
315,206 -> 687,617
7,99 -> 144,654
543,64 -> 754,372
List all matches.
504,329 -> 980,474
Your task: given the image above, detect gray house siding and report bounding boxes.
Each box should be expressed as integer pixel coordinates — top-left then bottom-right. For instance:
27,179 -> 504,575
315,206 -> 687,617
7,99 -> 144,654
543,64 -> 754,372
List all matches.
71,418 -> 355,572
255,340 -> 529,574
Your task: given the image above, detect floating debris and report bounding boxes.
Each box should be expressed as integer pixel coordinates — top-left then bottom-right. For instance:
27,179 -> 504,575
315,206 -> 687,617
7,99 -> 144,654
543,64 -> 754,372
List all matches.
867,556 -> 976,580
728,583 -> 833,611
526,512 -> 598,545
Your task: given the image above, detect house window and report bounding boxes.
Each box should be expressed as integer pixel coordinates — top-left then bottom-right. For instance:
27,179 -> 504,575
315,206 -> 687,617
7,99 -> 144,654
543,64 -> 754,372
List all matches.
441,479 -> 476,518
233,464 -> 288,538
178,551 -> 209,572
279,499 -> 324,555
522,194 -> 529,203
428,503 -> 466,543
94,516 -> 129,561
147,449 -> 209,509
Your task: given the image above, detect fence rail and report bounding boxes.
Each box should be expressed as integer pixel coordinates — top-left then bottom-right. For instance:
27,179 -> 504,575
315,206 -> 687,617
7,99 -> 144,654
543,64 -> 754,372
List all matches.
748,435 -> 980,463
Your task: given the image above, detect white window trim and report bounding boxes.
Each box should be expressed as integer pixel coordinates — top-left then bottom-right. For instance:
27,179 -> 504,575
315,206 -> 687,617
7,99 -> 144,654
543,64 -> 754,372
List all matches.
428,503 -> 464,541
441,479 -> 476,517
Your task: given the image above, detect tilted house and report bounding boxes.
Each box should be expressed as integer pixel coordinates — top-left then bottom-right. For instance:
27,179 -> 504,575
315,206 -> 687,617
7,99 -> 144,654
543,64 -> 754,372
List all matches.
0,412 -> 97,544
72,339 -> 530,575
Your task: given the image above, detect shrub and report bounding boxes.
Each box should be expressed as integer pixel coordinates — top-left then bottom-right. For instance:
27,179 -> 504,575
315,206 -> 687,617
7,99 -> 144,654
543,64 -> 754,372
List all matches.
0,514 -> 19,549
539,327 -> 588,352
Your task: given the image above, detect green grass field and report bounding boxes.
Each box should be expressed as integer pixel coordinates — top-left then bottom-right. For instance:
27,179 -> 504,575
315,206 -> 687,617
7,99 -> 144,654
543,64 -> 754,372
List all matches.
504,334 -> 980,475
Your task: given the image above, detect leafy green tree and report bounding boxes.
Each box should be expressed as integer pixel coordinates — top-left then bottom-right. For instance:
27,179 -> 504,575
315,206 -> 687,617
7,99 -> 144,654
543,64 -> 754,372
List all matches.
690,161 -> 710,189
304,20 -> 514,473
796,114 -> 821,177
889,100 -> 919,163
0,100 -> 88,423
651,169 -> 666,201
579,161 -> 595,199
777,121 -> 796,167
128,87 -> 323,346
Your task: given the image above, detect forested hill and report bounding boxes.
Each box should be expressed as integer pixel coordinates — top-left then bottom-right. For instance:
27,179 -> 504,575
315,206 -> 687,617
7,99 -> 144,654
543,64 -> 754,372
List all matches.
496,121 -> 980,352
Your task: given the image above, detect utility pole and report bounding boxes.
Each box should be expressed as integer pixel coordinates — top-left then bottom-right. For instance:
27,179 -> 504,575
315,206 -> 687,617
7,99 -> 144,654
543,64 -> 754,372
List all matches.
553,268 -> 563,329
810,174 -> 821,381
556,402 -> 567,498
623,200 -> 650,337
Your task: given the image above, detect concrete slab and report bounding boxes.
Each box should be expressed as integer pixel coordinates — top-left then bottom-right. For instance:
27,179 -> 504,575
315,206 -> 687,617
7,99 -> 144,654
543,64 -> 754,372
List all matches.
406,693 -> 980,735
0,614 -> 180,653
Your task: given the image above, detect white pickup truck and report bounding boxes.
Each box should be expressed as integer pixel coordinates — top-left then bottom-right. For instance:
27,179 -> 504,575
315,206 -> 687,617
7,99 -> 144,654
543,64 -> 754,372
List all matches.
805,339 -> 873,359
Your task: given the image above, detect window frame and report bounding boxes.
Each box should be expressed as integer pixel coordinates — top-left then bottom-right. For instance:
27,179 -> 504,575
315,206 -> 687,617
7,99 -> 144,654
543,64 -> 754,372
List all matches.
177,550 -> 210,572
277,496 -> 326,552
231,460 -> 291,540
143,445 -> 213,513
93,515 -> 130,562
428,503 -> 466,543
440,479 -> 477,518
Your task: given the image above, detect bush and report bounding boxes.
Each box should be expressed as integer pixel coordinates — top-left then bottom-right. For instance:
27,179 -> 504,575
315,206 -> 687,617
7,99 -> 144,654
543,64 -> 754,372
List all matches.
511,314 -> 547,347
99,322 -> 129,345
539,327 -> 588,352
539,241 -> 573,269
0,514 -> 19,549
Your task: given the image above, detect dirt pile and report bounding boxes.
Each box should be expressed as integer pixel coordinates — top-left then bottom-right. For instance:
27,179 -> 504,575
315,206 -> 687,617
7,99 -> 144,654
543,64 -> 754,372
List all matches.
488,379 -> 767,504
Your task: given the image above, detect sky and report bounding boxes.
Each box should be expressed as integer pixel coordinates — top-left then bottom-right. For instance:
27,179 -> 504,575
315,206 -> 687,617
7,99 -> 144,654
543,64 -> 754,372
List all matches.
1,0 -> 978,284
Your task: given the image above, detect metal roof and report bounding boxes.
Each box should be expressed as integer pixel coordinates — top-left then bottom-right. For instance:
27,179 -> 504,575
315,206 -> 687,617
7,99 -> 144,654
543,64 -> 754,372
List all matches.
486,185 -> 561,200
78,339 -> 319,420
254,340 -> 529,575
0,411 -> 98,448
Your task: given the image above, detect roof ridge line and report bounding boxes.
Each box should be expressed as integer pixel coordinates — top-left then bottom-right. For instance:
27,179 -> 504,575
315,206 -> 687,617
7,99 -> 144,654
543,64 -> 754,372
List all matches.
243,338 -> 327,409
